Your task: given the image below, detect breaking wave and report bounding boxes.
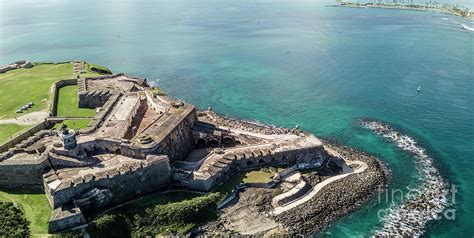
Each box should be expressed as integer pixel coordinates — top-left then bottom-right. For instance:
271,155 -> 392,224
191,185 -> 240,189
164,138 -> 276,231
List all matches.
360,119 -> 448,237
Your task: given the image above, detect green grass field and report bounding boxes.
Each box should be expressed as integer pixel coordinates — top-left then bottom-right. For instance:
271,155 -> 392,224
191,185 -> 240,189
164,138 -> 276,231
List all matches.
0,63 -> 75,120
53,119 -> 91,131
0,190 -> 51,236
56,85 -> 95,117
215,167 -> 284,195
0,62 -> 105,143
0,124 -> 31,145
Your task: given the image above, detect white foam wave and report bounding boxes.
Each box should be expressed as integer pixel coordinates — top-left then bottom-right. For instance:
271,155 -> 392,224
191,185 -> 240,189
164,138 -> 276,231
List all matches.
461,24 -> 474,32
361,119 -> 448,237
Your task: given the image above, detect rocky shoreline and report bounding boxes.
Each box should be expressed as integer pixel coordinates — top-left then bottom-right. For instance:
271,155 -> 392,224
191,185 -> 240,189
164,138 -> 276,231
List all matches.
272,141 -> 390,236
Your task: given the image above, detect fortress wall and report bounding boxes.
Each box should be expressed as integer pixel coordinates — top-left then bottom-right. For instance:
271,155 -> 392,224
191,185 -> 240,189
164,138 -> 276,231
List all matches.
46,155 -> 172,209
182,176 -> 217,192
185,145 -> 326,191
78,90 -> 113,109
121,96 -> 147,139
79,94 -> 121,135
0,60 -> 32,74
83,73 -> 147,86
77,138 -> 122,155
0,156 -> 49,189
272,179 -> 311,207
48,207 -> 86,233
50,78 -> 78,116
0,120 -> 52,153
155,108 -> 197,162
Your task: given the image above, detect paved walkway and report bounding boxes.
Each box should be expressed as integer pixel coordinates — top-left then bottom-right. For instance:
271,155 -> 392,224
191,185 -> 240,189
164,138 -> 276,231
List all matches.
272,160 -> 368,215
0,111 -> 49,126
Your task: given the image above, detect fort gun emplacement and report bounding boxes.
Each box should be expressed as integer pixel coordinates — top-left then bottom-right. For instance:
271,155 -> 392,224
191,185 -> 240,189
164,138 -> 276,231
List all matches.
0,73 -> 334,233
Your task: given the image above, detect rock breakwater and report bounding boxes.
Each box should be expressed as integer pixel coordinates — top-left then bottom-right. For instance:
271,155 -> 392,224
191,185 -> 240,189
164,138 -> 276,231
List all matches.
360,119 -> 448,237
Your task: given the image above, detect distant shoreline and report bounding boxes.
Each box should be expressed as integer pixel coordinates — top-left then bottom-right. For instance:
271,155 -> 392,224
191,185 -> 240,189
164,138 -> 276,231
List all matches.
331,3 -> 474,20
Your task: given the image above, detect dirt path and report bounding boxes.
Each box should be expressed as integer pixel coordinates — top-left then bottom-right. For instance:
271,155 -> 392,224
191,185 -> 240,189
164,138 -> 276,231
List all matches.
272,160 -> 368,215
219,189 -> 280,235
0,111 -> 49,126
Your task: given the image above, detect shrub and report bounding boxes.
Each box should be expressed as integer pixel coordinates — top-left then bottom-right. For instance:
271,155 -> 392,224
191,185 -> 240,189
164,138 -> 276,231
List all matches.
255,195 -> 265,206
272,188 -> 283,196
0,201 -> 30,237
88,213 -> 131,238
132,193 -> 221,236
52,230 -> 83,238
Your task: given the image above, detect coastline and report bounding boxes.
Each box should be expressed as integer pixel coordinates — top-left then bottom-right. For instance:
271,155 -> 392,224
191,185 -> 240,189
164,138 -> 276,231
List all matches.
331,3 -> 474,20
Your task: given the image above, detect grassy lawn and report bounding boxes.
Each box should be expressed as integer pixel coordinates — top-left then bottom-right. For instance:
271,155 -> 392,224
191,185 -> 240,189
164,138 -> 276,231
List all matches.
0,62 -> 104,120
56,85 -> 95,117
0,124 -> 31,145
0,62 -> 106,143
116,191 -> 203,217
53,119 -> 91,131
215,167 -> 284,195
0,63 -> 75,120
0,190 -> 51,236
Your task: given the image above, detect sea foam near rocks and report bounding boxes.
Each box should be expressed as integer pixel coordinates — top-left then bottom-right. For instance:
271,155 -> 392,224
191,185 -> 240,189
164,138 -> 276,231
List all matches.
360,119 -> 448,237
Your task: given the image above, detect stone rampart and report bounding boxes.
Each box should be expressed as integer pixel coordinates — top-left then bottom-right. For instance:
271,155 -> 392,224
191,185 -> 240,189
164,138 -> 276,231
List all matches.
185,145 -> 325,191
78,89 -> 113,109
153,106 -> 197,162
78,73 -> 147,109
272,179 -> 311,207
79,94 -> 121,135
44,155 -> 172,209
0,120 -> 52,153
0,155 -> 49,189
48,207 -> 86,233
83,73 -> 147,86
0,60 -> 32,74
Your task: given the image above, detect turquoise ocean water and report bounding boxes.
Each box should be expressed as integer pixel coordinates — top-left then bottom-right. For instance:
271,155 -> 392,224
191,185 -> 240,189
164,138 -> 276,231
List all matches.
1,0 -> 473,237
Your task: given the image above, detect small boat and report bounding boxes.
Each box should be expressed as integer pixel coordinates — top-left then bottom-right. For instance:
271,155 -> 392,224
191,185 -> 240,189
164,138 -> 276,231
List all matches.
417,86 -> 421,93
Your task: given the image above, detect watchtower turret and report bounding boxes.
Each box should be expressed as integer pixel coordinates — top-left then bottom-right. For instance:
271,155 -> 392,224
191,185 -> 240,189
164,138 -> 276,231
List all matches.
59,124 -> 77,150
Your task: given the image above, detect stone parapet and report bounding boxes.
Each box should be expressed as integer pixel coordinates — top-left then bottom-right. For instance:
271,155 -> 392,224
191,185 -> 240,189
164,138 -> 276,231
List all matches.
48,207 -> 86,233
44,154 -> 172,210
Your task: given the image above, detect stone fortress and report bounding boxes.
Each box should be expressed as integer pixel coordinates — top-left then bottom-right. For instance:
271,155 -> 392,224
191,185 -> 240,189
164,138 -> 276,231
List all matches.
0,68 -> 339,233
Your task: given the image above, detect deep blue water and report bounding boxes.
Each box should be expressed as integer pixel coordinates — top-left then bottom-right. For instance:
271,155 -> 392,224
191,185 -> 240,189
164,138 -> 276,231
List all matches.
1,0 -> 473,237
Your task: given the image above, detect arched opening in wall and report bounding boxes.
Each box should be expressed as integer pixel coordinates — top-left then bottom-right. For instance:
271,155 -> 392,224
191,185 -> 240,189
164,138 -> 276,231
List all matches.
115,148 -> 121,155
258,159 -> 265,164
196,138 -> 207,148
222,137 -> 235,147
246,160 -> 254,167
271,157 -> 276,163
208,139 -> 219,148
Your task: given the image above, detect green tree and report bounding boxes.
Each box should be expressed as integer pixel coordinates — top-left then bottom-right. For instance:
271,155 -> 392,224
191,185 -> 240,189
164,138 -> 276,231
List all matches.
88,214 -> 131,238
0,201 -> 30,237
